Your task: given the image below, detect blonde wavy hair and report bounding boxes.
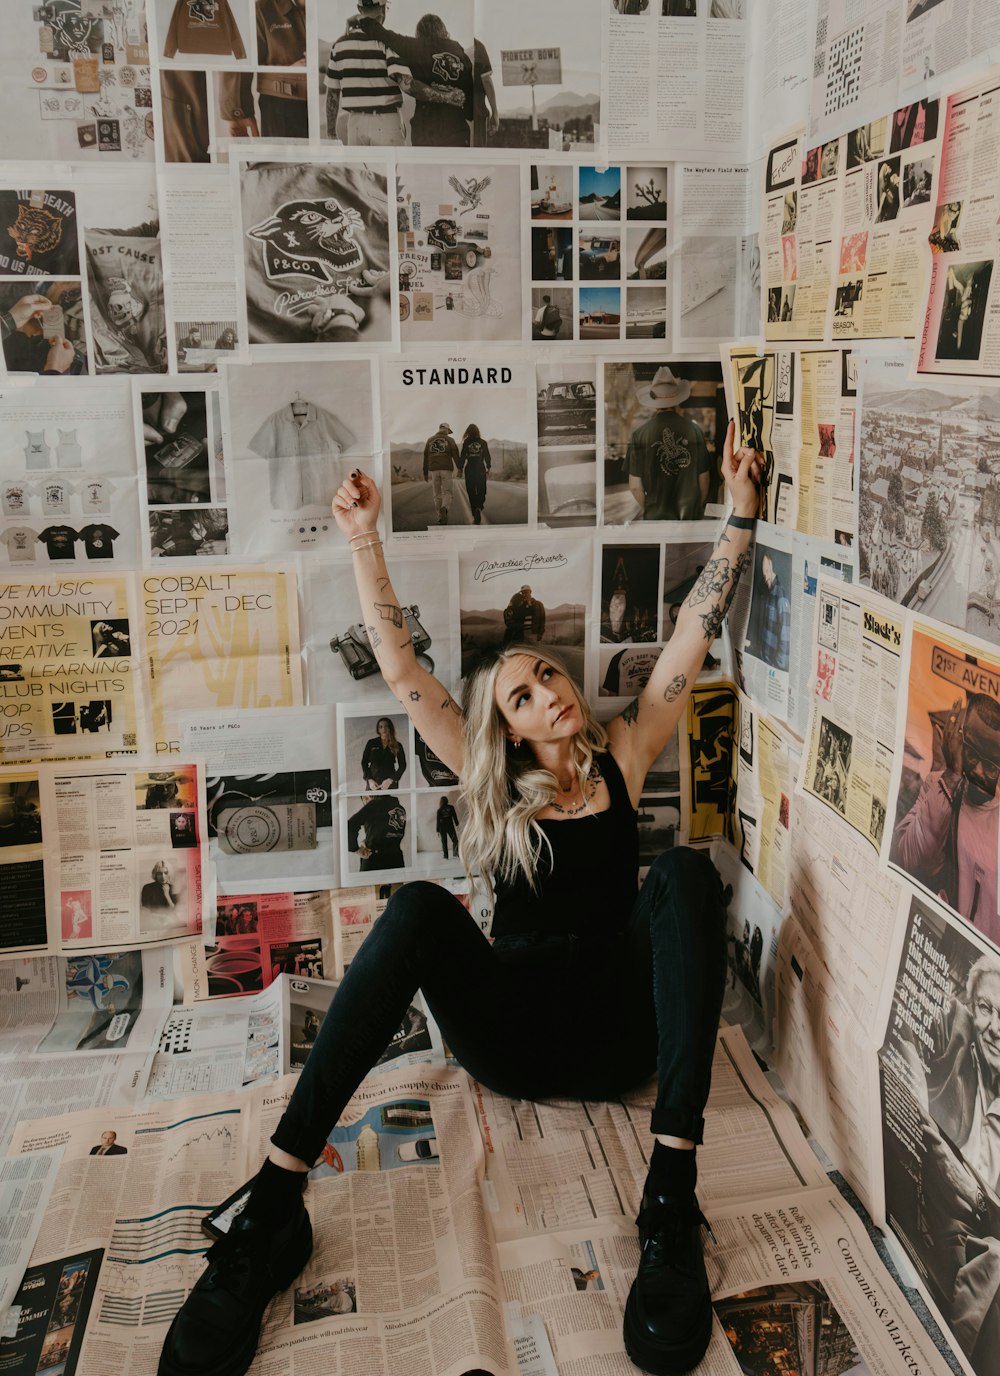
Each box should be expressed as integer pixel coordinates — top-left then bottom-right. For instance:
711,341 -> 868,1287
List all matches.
457,644 -> 608,896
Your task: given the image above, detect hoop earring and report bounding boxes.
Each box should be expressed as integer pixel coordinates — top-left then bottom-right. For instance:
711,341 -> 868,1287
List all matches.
512,737 -> 521,748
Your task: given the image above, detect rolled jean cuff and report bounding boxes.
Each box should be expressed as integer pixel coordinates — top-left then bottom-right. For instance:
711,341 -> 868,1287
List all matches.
650,1107 -> 705,1144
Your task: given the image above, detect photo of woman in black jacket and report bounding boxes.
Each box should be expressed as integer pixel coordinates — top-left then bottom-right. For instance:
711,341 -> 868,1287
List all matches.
459,423 -> 491,524
361,716 -> 407,789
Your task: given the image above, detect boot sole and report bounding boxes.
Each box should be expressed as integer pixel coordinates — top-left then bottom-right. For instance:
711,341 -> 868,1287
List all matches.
622,1281 -> 713,1376
158,1215 -> 313,1376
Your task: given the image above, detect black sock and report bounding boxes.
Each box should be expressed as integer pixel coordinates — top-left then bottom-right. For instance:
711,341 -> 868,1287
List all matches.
646,1142 -> 697,1203
244,1158 -> 307,1228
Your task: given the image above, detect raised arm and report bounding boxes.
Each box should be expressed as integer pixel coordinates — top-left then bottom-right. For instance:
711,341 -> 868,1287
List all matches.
333,470 -> 466,777
608,422 -> 760,801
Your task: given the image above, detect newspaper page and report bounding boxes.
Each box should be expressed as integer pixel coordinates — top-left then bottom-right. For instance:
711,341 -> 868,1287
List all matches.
0,378 -> 141,573
715,842 -> 785,1059
804,102 -> 939,346
180,706 -> 337,891
32,760 -> 209,955
674,165 -> 750,353
681,679 -> 737,845
34,948 -> 173,1060
0,765 -> 46,957
605,0 -> 749,159
807,0 -> 904,146
0,1148 -> 63,1321
799,577 -> 902,852
731,523 -> 797,720
0,1 -> 152,164
141,565 -> 302,754
0,574 -> 140,765
158,174 -> 243,374
877,885 -> 1000,1376
0,1065 -> 515,1376
179,890 -> 336,1002
477,1026 -> 826,1246
747,0 -> 817,159
900,2 -> 1000,99
885,618 -> 1000,951
279,974 -> 440,1078
145,980 -> 282,1101
798,347 -> 858,543
762,130 -> 837,342
786,533 -> 856,738
725,343 -> 798,526
917,68 -> 1000,380
774,907 -> 888,1218
221,357 -> 376,559
732,692 -> 800,909
858,352 -> 1000,647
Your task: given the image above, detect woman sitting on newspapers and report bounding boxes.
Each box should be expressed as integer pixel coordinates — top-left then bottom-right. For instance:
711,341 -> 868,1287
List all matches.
158,425 -> 762,1376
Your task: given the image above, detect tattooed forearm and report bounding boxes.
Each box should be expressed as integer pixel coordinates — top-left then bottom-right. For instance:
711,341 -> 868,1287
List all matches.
376,576 -> 390,592
662,673 -> 687,702
366,624 -> 382,650
409,690 -> 421,701
375,602 -> 404,627
398,636 -> 411,650
688,557 -> 731,605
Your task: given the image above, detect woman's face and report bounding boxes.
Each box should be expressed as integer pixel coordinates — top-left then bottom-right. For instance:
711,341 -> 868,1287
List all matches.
494,655 -> 582,746
152,861 -> 170,883
377,718 -> 392,744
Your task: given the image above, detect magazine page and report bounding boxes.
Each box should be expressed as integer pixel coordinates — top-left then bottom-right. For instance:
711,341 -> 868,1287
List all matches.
798,577 -> 903,852
180,890 -> 337,1001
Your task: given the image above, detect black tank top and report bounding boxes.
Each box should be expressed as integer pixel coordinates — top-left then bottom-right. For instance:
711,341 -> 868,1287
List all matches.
490,750 -> 638,942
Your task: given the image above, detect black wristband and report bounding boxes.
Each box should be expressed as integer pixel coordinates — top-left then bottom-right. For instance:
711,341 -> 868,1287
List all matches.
727,513 -> 757,530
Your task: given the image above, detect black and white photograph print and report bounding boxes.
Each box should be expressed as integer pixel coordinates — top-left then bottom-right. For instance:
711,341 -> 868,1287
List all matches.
414,790 -> 464,868
149,508 -> 229,558
397,161 -> 522,342
531,165 -> 573,219
537,449 -> 597,528
238,157 -> 392,349
342,711 -> 410,793
175,317 -> 239,374
742,542 -> 792,673
83,182 -> 167,374
531,287 -> 573,340
936,261 -> 993,363
458,537 -> 591,682
303,553 -> 456,707
536,363 -> 597,447
846,117 -> 886,168
383,359 -> 530,532
637,795 -> 680,865
602,360 -> 727,523
875,156 -> 901,222
91,618 -> 131,658
578,166 -> 621,220
141,390 -> 211,506
0,281 -> 87,378
344,792 -> 409,876
0,777 -> 42,848
930,200 -> 961,253
812,716 -> 852,815
224,357 -> 373,555
626,226 -> 667,280
626,286 -> 669,340
600,544 -> 660,643
902,156 -> 933,208
626,167 -> 668,220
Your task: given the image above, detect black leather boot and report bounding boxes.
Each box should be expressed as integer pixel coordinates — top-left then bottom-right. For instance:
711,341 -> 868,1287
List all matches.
158,1198 -> 312,1376
623,1188 -> 713,1375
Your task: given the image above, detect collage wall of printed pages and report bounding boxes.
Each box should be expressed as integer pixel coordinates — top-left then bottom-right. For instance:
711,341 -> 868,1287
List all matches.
2,0 -> 1000,1373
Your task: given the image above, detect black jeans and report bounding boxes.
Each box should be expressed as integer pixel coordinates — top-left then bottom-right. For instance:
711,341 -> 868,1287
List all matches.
272,847 -> 727,1166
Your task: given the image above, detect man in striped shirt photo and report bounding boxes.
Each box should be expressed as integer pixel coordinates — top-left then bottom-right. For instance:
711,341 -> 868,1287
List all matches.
325,0 -> 469,147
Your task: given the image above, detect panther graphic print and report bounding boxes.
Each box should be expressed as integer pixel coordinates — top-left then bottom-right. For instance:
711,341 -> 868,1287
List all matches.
188,0 -> 220,22
654,429 -> 693,476
247,198 -> 365,283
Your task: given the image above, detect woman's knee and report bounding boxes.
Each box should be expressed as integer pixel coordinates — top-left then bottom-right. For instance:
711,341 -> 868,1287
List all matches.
378,880 -> 471,941
644,847 -> 726,932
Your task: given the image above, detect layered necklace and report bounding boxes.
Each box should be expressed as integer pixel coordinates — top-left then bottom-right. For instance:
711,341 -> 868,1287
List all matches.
550,762 -> 603,816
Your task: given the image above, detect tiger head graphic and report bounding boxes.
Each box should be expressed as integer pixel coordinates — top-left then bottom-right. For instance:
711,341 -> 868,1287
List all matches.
248,198 -> 365,283
8,205 -> 64,262
188,0 -> 219,22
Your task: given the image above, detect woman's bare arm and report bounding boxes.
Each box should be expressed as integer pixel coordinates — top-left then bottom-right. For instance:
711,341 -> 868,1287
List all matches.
333,470 -> 465,776
608,424 -> 760,800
